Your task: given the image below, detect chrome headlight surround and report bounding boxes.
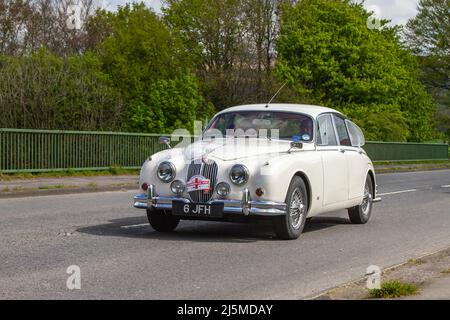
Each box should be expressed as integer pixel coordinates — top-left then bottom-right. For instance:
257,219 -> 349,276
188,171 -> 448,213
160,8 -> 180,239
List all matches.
157,161 -> 176,183
170,180 -> 185,195
216,182 -> 231,199
229,164 -> 249,186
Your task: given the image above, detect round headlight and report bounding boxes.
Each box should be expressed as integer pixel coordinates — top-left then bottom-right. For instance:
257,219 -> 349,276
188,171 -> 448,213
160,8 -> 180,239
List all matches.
229,164 -> 249,186
171,180 -> 185,195
216,182 -> 231,199
157,161 -> 176,183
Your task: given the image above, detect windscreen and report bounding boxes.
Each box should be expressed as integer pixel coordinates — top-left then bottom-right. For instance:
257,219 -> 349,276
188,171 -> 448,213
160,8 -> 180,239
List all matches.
205,111 -> 314,141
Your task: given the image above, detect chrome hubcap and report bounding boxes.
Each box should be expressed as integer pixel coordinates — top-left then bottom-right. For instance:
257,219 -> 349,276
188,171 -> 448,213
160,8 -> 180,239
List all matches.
361,181 -> 372,215
289,188 -> 305,229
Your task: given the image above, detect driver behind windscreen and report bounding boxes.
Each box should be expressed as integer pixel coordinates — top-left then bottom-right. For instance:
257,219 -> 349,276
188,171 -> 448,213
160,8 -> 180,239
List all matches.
300,119 -> 313,141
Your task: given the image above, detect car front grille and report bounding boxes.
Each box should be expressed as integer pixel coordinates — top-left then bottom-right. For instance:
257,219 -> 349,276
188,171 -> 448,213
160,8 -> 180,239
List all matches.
187,160 -> 218,203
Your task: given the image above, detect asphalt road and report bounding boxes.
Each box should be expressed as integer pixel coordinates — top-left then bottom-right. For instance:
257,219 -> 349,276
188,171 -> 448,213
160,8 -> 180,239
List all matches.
0,170 -> 449,299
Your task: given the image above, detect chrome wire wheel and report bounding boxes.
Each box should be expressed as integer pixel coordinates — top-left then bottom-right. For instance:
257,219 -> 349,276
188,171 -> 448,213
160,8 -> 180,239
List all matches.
348,175 -> 374,225
289,188 -> 305,230
361,180 -> 372,216
273,176 -> 308,240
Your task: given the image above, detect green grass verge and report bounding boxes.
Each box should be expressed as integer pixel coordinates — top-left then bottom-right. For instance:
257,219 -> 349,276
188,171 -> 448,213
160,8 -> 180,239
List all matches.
441,268 -> 450,274
374,160 -> 450,166
38,184 -> 72,190
407,258 -> 425,265
0,167 -> 140,181
374,159 -> 450,173
2,160 -> 449,180
1,182 -> 133,193
368,281 -> 418,299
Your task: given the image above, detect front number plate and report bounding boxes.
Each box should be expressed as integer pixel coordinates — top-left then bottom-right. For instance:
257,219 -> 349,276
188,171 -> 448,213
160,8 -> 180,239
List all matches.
172,202 -> 224,218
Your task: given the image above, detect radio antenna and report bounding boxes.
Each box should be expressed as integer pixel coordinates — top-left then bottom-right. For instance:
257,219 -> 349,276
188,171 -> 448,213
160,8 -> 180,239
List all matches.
265,81 -> 288,108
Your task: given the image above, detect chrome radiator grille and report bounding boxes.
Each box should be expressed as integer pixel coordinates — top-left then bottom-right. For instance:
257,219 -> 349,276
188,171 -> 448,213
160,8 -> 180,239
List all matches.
187,160 -> 218,203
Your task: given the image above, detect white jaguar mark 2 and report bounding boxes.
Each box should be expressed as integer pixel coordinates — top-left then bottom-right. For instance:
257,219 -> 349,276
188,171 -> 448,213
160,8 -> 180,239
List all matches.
134,104 -> 381,240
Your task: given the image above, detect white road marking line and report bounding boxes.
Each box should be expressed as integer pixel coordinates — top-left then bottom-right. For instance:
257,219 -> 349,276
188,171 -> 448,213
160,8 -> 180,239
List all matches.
121,223 -> 149,229
378,189 -> 417,196
441,185 -> 450,188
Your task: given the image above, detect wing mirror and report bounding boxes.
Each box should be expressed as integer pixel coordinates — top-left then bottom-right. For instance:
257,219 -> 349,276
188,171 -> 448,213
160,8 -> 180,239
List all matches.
159,136 -> 172,149
290,141 -> 303,149
288,136 -> 303,153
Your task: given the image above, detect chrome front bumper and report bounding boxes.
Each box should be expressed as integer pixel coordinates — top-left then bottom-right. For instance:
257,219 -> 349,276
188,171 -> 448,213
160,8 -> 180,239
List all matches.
133,186 -> 287,217
373,197 -> 382,203
373,184 -> 382,203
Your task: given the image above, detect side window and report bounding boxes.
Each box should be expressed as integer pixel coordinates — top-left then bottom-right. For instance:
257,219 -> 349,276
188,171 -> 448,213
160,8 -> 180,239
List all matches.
317,114 -> 338,146
346,120 -> 366,147
333,115 -> 351,146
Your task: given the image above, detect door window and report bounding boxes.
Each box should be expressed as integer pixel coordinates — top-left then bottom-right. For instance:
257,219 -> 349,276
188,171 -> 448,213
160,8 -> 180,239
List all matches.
333,115 -> 351,146
345,120 -> 366,147
317,114 -> 338,146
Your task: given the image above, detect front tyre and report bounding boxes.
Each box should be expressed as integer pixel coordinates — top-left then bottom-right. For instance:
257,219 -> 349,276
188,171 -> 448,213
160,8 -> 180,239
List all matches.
273,176 -> 308,240
147,210 -> 180,232
348,175 -> 374,224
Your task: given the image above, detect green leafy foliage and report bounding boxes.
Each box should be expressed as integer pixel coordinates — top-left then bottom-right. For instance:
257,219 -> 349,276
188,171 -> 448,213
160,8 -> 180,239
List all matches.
404,0 -> 450,141
164,0 -> 288,109
97,3 -> 190,100
0,0 -> 443,141
277,0 -> 437,142
127,74 -> 214,133
0,49 -> 124,130
342,104 -> 409,142
96,3 -> 208,133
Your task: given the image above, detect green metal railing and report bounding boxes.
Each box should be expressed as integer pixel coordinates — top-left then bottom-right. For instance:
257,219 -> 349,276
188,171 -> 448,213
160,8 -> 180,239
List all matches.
363,141 -> 449,162
0,129 -> 196,173
0,129 -> 448,173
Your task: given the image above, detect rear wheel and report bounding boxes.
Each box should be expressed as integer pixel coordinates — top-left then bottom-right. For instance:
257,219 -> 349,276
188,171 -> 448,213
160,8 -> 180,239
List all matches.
273,176 -> 308,240
348,175 -> 373,224
147,210 -> 180,232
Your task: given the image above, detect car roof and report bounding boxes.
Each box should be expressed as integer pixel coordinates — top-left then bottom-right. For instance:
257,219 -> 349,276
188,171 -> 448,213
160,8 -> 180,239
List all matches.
216,104 -> 342,118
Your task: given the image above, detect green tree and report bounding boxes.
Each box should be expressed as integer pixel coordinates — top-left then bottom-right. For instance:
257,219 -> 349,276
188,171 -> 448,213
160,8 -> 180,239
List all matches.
96,3 -> 209,133
405,0 -> 450,140
98,3 -> 190,100
164,0 -> 290,109
0,49 -> 124,130
127,73 -> 214,134
164,0 -> 249,109
277,0 -> 436,142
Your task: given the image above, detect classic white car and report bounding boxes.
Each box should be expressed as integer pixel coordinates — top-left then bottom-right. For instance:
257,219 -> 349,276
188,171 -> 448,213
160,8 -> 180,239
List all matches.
134,104 -> 381,240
